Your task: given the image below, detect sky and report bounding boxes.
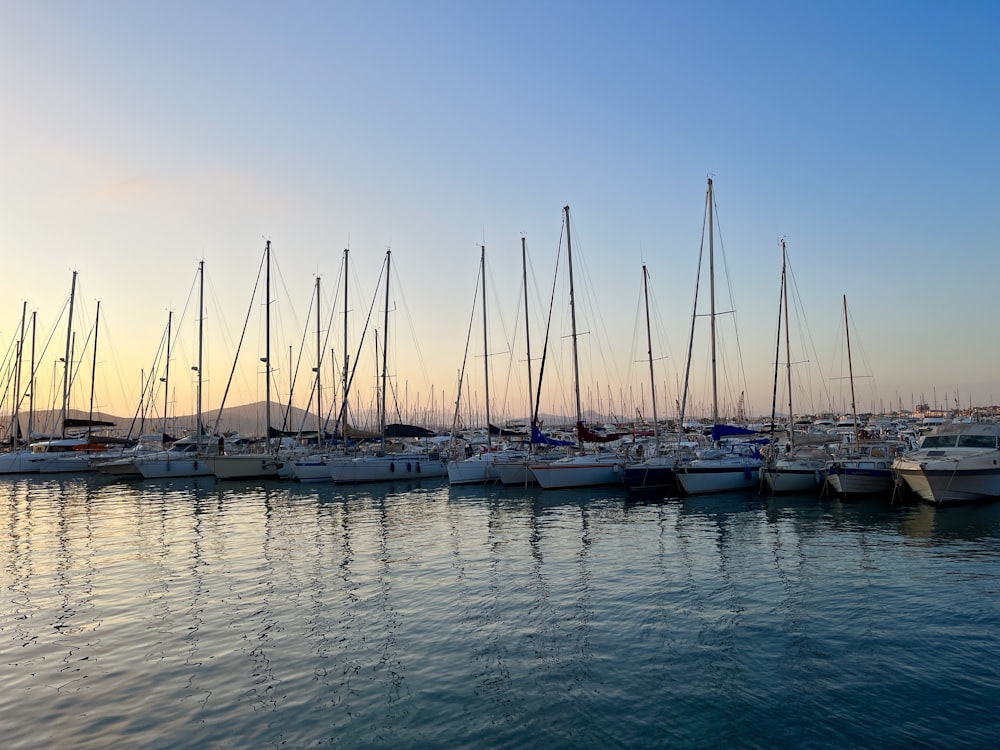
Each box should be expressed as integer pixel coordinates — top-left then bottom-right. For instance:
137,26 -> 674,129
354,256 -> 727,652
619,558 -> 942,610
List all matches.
2,1 -> 999,433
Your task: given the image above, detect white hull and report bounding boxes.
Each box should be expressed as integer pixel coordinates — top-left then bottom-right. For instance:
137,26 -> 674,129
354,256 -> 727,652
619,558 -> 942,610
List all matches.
137,457 -> 214,479
493,459 -> 538,486
0,450 -> 39,474
289,456 -> 334,482
204,454 -> 283,480
760,466 -> 825,493
677,462 -> 762,495
328,454 -> 448,484
31,455 -> 102,474
447,453 -> 496,485
94,457 -> 142,476
529,455 -> 624,489
894,448 -> 1000,504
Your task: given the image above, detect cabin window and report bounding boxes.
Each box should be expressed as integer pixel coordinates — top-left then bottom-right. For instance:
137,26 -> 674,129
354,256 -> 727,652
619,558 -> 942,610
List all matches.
921,435 -> 957,449
957,434 -> 997,449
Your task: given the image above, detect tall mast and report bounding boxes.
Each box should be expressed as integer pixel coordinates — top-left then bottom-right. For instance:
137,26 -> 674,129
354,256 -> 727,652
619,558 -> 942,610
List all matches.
642,264 -> 660,451
28,311 -> 36,441
264,240 -> 272,449
480,244 -> 491,448
844,294 -> 860,447
707,178 -> 719,424
87,300 -> 101,443
342,249 -> 350,450
782,241 -> 793,448
380,249 -> 391,441
162,310 -> 172,438
314,275 -> 322,446
521,235 -> 535,441
196,260 -> 204,437
10,301 -> 26,449
564,205 -> 583,451
61,271 -> 77,439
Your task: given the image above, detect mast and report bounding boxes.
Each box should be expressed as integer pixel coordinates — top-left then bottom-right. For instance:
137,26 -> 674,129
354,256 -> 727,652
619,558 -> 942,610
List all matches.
87,300 -> 101,443
162,310 -> 172,438
480,244 -> 491,449
341,249 -> 350,451
642,264 -> 660,451
314,275 -> 322,446
564,205 -> 583,451
782,241 -> 793,448
707,178 -> 719,424
61,271 -> 77,439
10,301 -> 26,449
264,240 -> 272,450
844,294 -> 860,447
28,311 -> 36,441
380,249 -> 391,442
521,235 -> 535,447
196,260 -> 204,438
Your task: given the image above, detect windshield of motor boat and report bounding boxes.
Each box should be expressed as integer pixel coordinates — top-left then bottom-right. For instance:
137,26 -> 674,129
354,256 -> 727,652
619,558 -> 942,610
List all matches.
920,435 -> 956,449
956,434 -> 998,449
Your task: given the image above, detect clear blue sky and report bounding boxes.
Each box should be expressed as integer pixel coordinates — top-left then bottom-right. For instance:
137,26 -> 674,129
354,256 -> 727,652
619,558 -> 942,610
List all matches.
2,1 -> 998,428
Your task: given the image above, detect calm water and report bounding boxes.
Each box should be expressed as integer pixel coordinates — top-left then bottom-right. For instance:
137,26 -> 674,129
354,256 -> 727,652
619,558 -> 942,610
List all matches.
2,475 -> 999,749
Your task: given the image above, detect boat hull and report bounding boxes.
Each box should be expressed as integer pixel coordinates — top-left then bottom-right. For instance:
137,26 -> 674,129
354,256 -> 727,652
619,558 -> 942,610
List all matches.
204,455 -> 283,480
137,457 -> 214,479
894,461 -> 1000,505
447,454 -> 496,485
623,461 -> 678,492
328,454 -> 448,484
677,464 -> 761,495
825,465 -> 893,497
529,456 -> 624,490
492,459 -> 538,486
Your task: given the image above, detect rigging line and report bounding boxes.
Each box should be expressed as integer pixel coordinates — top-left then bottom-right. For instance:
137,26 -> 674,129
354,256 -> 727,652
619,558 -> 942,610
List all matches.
450,259 -> 482,440
710,191 -> 752,411
210,247 -> 266,437
532,216 -> 565,426
332,255 -> 387,432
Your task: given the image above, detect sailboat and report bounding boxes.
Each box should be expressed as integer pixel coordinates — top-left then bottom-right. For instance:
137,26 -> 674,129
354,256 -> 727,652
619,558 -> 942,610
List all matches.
529,205 -> 626,490
135,260 -> 216,479
0,303 -> 38,474
622,263 -> 693,493
823,295 -> 899,497
447,245 -> 504,485
30,278 -> 122,473
493,236 -> 544,486
760,240 -> 836,493
289,265 -> 341,481
675,178 -> 764,495
327,249 -> 447,483
204,240 -> 284,480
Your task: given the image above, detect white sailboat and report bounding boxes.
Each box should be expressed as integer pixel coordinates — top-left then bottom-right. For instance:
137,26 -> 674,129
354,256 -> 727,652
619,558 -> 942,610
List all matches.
327,249 -> 447,484
135,261 -> 216,479
676,178 -> 763,495
529,205 -> 625,490
204,241 -> 284,480
0,303 -> 37,474
448,245 -> 500,485
823,295 -> 898,498
761,240 -> 832,493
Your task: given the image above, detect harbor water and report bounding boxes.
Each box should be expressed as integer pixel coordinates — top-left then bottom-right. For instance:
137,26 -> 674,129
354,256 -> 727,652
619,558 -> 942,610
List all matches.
2,475 -> 999,748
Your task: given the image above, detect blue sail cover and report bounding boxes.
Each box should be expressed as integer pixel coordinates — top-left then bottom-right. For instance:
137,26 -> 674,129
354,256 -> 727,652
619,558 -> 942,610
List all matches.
711,423 -> 759,442
532,424 -> 575,446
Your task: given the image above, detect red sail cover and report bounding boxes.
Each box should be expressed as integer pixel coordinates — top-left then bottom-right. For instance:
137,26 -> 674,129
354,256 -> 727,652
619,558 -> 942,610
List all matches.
576,421 -> 627,443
